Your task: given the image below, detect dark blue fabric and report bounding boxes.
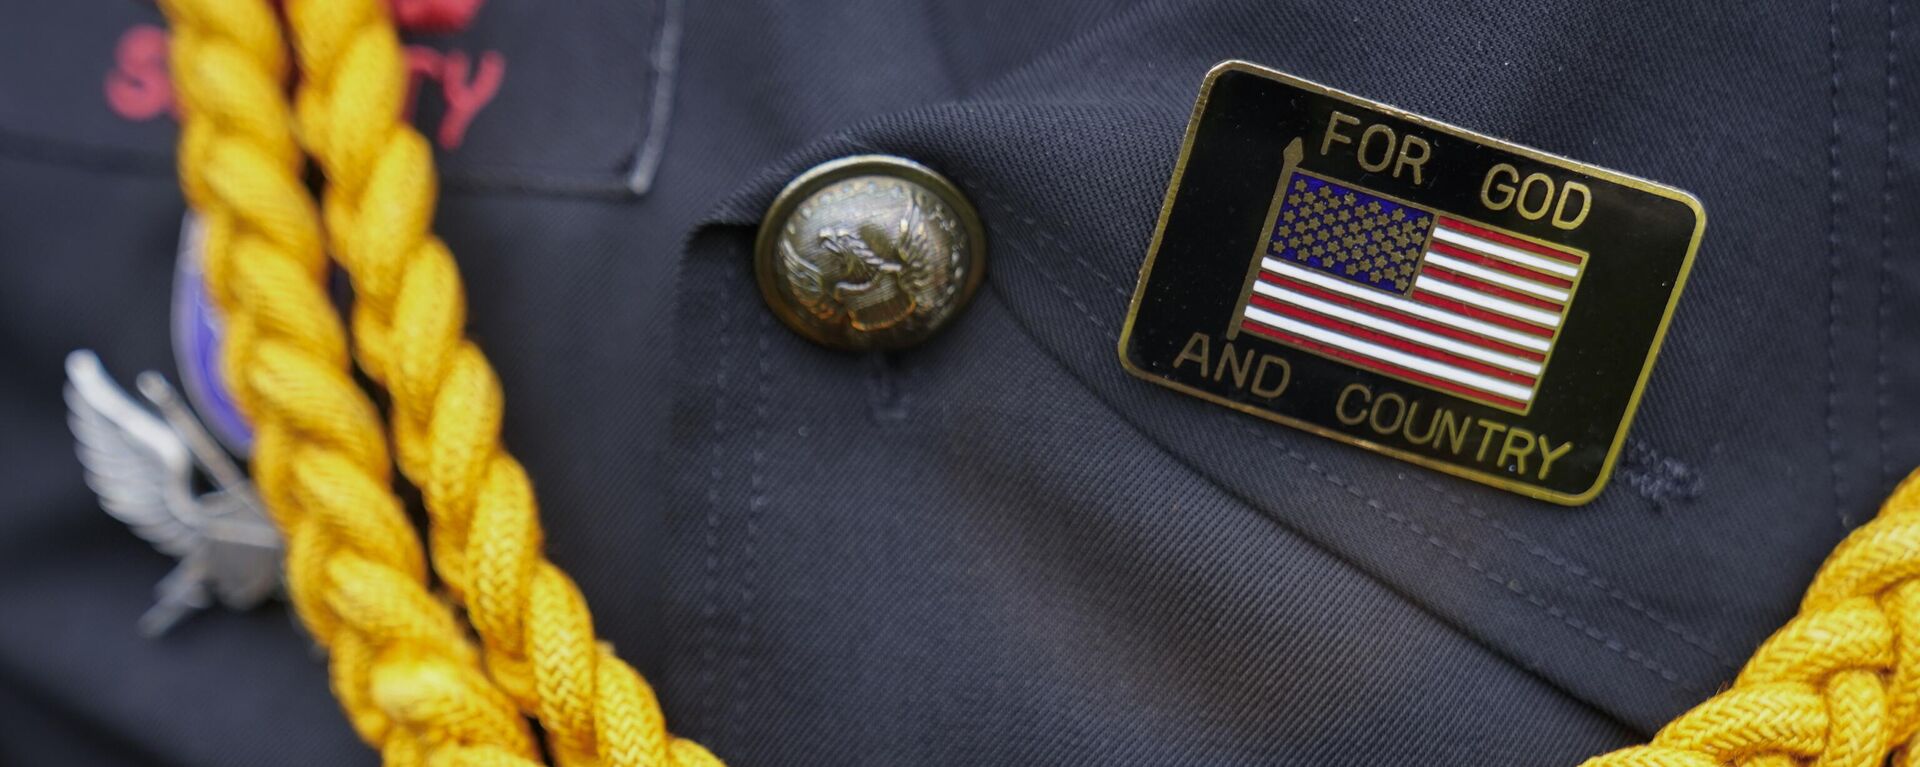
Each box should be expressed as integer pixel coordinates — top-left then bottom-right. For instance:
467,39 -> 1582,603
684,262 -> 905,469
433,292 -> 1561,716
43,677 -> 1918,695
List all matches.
0,0 -> 1915,764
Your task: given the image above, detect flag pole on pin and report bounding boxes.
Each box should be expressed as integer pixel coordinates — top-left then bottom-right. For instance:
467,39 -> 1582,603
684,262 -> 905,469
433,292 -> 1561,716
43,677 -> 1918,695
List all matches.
1228,137 -> 1305,341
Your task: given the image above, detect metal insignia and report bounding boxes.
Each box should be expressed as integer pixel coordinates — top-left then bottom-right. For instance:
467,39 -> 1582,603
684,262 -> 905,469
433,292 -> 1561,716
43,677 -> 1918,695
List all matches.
65,350 -> 282,636
756,155 -> 987,351
1119,62 -> 1705,504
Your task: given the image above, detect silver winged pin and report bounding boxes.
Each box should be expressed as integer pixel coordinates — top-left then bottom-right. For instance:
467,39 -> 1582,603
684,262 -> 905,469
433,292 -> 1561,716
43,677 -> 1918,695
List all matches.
64,350 -> 282,636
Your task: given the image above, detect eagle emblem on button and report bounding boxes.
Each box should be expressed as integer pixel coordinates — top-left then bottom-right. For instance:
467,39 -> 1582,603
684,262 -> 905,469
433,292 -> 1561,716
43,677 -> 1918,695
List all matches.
757,155 -> 986,351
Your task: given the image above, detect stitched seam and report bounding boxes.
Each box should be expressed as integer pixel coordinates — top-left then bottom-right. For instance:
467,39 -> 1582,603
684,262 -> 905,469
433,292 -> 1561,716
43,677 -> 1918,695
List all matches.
1248,425 -> 1688,686
975,188 -> 1136,301
989,213 -> 1693,691
1880,0 -> 1902,488
696,258 -> 736,737
1408,473 -> 1739,670
972,182 -> 1733,670
730,311 -> 772,730
965,286 -> 1676,732
1829,0 -> 1851,528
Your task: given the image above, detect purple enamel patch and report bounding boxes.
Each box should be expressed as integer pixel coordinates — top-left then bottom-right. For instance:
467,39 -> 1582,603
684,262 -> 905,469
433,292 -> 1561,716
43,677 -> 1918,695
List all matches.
170,214 -> 254,457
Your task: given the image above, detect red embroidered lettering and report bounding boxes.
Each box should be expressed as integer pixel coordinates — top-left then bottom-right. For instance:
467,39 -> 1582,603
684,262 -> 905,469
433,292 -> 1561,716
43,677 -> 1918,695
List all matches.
104,25 -> 173,120
100,18 -> 503,152
392,0 -> 486,33
403,46 -> 444,122
436,51 -> 505,149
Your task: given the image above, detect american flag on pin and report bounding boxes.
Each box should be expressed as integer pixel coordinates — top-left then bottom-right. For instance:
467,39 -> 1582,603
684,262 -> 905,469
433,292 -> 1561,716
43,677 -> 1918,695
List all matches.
1232,157 -> 1587,414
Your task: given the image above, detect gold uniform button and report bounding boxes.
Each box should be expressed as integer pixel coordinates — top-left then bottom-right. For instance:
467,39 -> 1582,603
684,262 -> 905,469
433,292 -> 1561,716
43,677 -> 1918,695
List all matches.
755,155 -> 986,351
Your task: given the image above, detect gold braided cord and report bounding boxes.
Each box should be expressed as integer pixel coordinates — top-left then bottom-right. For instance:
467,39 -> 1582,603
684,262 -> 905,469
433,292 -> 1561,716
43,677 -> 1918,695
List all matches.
159,1 -> 541,764
280,0 -> 717,764
1584,469 -> 1920,767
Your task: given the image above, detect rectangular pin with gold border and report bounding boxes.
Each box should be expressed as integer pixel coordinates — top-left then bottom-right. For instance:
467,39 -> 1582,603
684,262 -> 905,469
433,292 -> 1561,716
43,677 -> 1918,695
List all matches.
1118,61 -> 1705,505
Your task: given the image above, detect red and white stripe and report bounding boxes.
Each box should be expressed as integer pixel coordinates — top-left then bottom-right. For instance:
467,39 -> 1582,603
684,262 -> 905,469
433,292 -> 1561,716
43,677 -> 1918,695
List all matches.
1239,216 -> 1585,411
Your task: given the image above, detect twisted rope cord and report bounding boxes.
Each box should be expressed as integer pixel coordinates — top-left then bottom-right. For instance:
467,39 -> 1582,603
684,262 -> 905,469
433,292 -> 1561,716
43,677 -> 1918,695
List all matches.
159,1 -> 539,764
281,1 -> 717,764
1583,468 -> 1920,767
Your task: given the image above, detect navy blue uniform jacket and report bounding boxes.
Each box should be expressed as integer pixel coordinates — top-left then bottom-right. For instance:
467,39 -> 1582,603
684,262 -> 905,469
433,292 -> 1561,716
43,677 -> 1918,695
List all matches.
1,1 -> 1916,764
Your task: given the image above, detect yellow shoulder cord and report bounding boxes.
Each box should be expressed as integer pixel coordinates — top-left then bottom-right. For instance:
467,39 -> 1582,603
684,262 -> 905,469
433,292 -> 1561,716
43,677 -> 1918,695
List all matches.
1584,469 -> 1920,767
206,0 -> 709,763
158,1 -> 542,765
